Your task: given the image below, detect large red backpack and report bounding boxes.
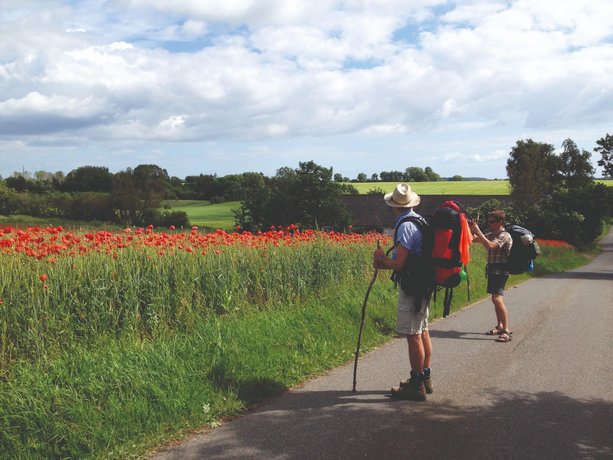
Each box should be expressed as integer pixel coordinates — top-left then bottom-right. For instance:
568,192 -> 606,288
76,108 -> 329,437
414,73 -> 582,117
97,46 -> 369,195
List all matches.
427,201 -> 472,316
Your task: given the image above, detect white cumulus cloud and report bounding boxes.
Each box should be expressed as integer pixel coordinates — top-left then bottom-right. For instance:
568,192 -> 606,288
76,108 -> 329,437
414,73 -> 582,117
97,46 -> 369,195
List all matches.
0,0 -> 611,179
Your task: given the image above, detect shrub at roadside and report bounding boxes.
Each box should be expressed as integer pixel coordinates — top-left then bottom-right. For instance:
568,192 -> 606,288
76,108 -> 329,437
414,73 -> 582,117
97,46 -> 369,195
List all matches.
524,183 -> 612,250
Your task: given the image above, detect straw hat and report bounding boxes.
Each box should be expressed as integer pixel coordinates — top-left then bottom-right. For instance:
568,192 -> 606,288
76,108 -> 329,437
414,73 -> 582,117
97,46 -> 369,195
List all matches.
384,183 -> 420,208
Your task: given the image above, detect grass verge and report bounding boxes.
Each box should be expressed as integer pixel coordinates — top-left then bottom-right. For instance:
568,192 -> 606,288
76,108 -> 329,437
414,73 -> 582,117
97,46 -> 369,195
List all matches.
0,280 -> 398,459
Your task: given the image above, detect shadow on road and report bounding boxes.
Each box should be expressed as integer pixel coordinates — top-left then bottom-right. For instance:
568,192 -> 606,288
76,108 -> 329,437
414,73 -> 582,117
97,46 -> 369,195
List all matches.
542,271 -> 613,281
428,329 -> 492,341
168,390 -> 612,459
207,365 -> 287,405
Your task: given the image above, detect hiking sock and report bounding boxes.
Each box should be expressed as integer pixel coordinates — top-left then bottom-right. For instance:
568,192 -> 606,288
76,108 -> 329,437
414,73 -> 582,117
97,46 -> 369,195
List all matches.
423,367 -> 433,394
410,371 -> 424,386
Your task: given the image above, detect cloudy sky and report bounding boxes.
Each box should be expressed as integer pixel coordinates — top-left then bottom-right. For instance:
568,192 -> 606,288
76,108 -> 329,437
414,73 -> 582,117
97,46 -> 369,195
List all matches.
1,0 -> 612,180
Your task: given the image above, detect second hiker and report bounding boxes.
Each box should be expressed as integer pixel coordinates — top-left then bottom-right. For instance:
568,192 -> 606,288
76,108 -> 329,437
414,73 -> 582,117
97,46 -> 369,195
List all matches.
373,183 -> 434,401
470,210 -> 513,343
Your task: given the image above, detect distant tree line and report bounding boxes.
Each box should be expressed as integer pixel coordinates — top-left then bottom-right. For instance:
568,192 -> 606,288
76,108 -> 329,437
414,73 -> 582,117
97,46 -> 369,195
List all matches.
0,165 -> 189,227
334,166 -> 443,183
1,133 -> 611,244
0,162 -> 357,228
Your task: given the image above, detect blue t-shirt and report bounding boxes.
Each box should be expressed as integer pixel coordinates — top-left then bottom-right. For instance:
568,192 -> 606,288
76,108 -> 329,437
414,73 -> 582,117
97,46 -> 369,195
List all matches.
393,209 -> 424,257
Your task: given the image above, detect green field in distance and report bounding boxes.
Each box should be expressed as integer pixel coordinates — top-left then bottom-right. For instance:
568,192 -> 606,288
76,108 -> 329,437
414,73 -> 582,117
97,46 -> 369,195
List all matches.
163,200 -> 240,229
350,179 -> 611,195
348,180 -> 511,195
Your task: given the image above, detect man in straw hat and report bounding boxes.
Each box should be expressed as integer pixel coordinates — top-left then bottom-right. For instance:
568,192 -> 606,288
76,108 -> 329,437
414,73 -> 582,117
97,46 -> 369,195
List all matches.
373,183 -> 433,401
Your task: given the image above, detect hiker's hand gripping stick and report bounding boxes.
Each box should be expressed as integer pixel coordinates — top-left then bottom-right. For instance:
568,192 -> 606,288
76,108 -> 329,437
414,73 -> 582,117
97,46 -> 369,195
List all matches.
373,239 -> 384,268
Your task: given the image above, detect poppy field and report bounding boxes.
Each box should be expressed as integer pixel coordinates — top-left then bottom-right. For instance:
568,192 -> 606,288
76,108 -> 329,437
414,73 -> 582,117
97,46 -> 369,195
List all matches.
0,224 -> 385,367
0,223 -> 584,368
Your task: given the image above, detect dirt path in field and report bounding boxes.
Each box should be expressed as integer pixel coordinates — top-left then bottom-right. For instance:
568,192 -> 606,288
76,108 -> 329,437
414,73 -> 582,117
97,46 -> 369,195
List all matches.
152,229 -> 613,459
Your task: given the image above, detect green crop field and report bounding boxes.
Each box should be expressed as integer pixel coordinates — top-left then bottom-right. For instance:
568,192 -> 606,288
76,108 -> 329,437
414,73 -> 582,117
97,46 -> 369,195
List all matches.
347,180 -> 512,195
347,179 -> 612,195
163,200 -> 240,229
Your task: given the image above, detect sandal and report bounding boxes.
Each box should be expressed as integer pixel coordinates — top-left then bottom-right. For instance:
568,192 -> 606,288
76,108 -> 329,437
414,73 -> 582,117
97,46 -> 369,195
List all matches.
496,332 -> 512,343
485,326 -> 513,335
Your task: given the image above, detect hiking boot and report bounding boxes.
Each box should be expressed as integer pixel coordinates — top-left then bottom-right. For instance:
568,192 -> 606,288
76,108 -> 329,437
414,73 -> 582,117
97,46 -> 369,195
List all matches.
423,376 -> 433,394
400,372 -> 433,394
390,382 -> 426,401
392,372 -> 426,401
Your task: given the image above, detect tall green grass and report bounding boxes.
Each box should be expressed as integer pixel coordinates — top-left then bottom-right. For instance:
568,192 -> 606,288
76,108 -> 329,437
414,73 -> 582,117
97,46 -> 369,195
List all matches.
0,280 -> 399,458
0,235 -> 369,366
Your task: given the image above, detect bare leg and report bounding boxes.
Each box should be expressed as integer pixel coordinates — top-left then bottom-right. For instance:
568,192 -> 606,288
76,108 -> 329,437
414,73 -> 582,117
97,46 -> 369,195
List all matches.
407,334 -> 425,374
492,294 -> 509,331
422,330 -> 432,369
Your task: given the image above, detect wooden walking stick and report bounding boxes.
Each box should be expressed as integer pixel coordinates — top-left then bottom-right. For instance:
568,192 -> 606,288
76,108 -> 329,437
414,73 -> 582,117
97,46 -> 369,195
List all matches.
352,240 -> 380,392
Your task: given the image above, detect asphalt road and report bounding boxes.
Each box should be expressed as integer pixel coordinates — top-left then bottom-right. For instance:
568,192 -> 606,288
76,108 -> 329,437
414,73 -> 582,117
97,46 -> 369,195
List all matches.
153,230 -> 613,460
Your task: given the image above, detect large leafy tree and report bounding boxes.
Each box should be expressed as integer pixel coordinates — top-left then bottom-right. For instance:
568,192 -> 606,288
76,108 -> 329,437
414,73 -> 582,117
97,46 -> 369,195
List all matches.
0,181 -> 19,215
111,170 -> 139,224
424,167 -> 441,182
233,173 -> 270,230
133,164 -> 169,209
4,175 -> 29,192
379,170 -> 405,182
236,161 -> 351,230
295,161 -> 347,227
62,166 -> 113,192
594,133 -> 613,178
267,166 -> 299,226
217,174 -> 245,201
559,138 -> 594,189
111,164 -> 170,225
184,174 -> 219,200
405,167 -> 428,182
506,139 -> 561,209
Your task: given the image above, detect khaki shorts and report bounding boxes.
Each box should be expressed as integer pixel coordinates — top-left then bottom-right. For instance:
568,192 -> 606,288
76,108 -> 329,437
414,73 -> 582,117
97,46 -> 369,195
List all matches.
396,289 -> 430,336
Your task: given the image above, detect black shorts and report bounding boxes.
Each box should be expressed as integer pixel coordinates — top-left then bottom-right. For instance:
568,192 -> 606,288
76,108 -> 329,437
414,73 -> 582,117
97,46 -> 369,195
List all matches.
487,274 -> 509,295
